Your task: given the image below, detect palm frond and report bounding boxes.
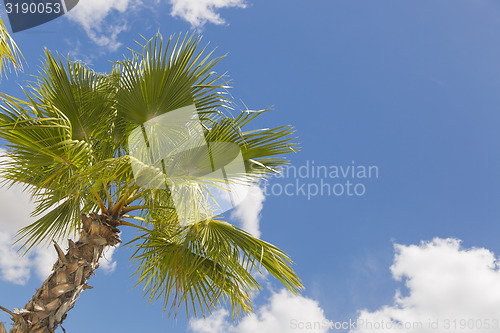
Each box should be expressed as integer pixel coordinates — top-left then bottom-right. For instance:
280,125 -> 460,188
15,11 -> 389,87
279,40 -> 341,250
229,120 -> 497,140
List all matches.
30,50 -> 117,148
113,32 -> 229,144
203,109 -> 299,178
0,17 -> 23,76
130,217 -> 303,318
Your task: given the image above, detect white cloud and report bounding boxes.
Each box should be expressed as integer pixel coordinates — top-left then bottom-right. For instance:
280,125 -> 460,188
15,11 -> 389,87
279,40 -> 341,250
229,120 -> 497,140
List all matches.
189,289 -> 328,333
190,310 -> 231,333
0,159 -> 39,284
99,245 -> 119,274
67,0 -> 130,31
0,183 -> 60,284
66,0 -> 247,51
66,0 -> 133,51
0,180 -> 38,235
351,238 -> 500,333
0,150 -> 118,284
231,185 -> 265,238
0,232 -> 31,285
169,0 -> 246,27
191,238 -> 500,333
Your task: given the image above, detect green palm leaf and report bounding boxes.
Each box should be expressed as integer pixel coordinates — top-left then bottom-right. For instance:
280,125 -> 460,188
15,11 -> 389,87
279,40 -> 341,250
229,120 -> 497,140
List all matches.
131,216 -> 302,317
0,17 -> 23,76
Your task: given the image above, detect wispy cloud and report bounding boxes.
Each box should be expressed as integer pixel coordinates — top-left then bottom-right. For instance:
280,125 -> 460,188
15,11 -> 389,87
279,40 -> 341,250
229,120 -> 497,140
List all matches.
0,232 -> 31,285
189,289 -> 328,333
351,238 -> 500,332
99,245 -> 119,274
66,0 -> 247,52
231,185 -> 265,238
169,0 -> 246,27
66,0 -> 133,51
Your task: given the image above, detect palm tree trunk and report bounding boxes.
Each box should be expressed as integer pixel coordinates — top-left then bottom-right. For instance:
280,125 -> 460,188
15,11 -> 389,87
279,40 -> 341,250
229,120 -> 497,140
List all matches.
1,213 -> 121,333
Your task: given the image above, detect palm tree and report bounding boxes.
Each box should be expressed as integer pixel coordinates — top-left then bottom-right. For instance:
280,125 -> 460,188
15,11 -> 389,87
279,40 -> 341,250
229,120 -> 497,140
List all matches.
0,17 -> 23,76
0,33 -> 302,333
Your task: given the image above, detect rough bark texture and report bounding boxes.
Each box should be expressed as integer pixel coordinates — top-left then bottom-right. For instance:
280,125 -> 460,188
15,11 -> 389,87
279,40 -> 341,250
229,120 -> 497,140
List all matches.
1,213 -> 120,333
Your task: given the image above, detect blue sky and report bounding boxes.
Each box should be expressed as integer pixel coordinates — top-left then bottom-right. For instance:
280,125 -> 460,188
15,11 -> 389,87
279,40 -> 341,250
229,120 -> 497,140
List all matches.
2,1 -> 500,332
